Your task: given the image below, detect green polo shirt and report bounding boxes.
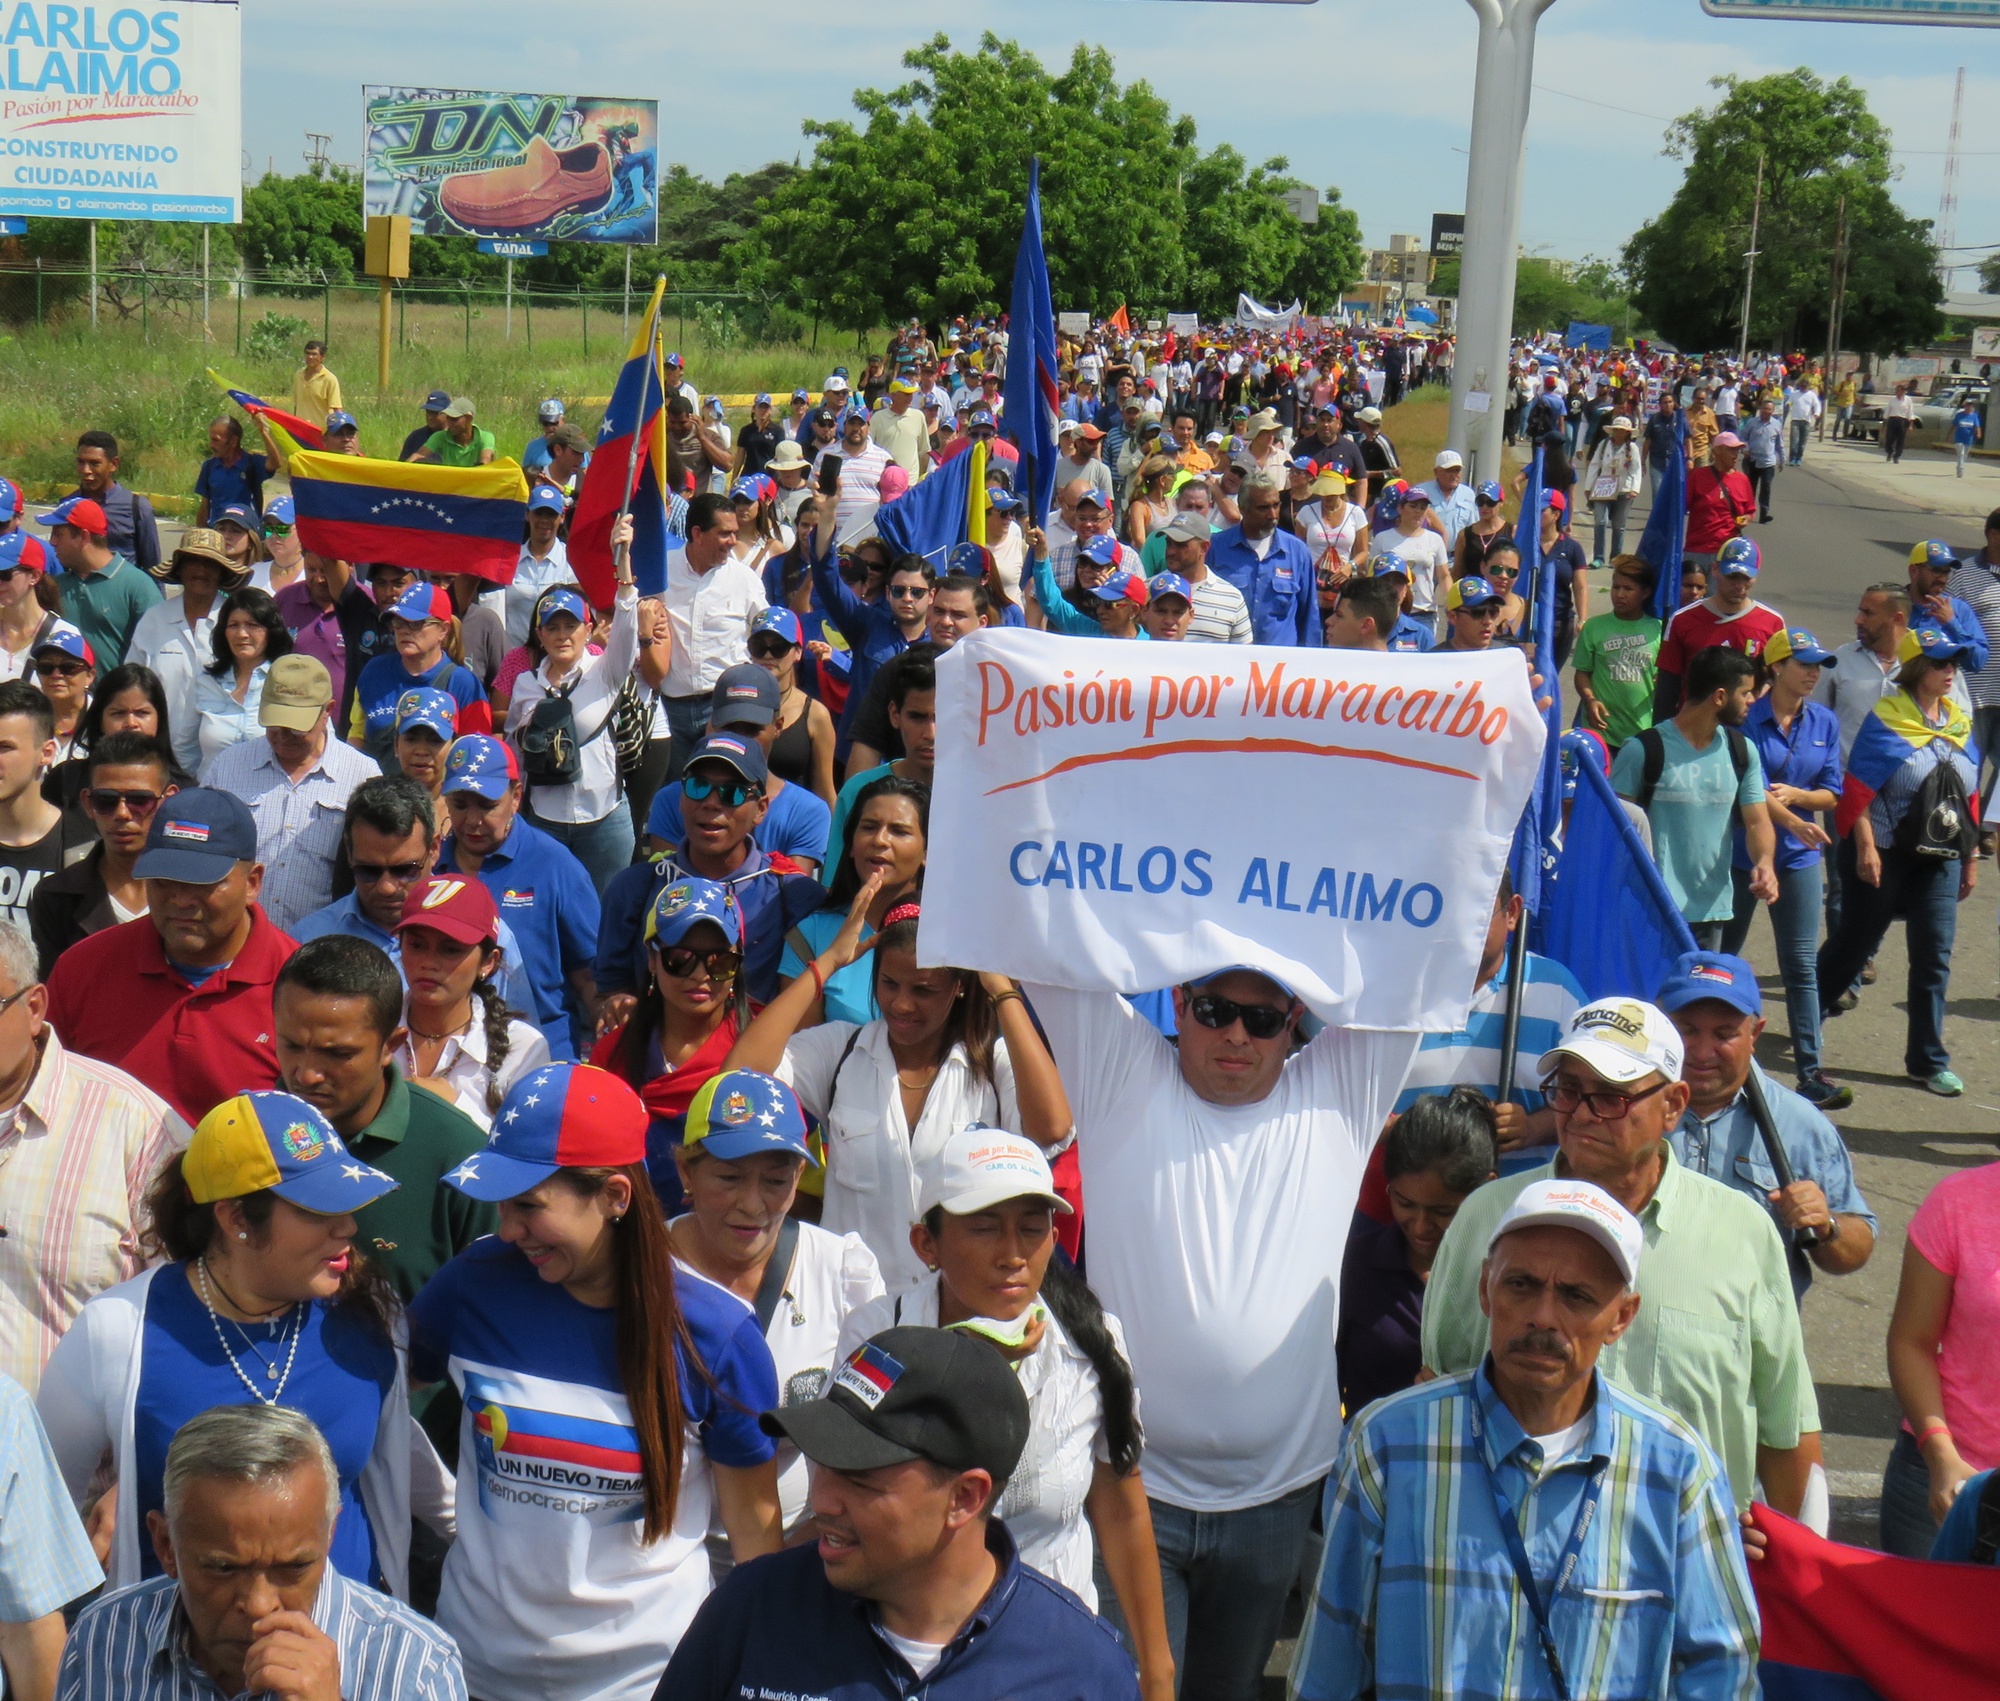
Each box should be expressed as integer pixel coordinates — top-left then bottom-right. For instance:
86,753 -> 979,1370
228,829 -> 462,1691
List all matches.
1418,1144 -> 1817,1511
52,554 -> 162,678
348,1065 -> 496,1304
422,426 -> 496,468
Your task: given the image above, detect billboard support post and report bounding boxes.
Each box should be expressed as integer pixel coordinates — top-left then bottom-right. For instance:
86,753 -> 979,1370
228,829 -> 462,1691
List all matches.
202,228 -> 211,343
364,217 -> 411,397
88,224 -> 97,332
624,248 -> 632,340
505,259 -> 514,341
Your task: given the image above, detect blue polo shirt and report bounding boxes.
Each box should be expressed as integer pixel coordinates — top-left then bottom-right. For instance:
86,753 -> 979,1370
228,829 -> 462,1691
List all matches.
1202,523 -> 1319,646
1732,695 -> 1843,873
436,818 -> 599,1060
657,1520 -> 1139,1701
812,544 -> 911,749
1387,613 -> 1436,653
647,779 -> 831,869
194,451 -> 268,515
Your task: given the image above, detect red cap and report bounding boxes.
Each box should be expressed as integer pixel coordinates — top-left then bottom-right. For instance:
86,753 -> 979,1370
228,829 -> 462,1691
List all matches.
398,873 -> 500,945
1075,422 -> 1106,440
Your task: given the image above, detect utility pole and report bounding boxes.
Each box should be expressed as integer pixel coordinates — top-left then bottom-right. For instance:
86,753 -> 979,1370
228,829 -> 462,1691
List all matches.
1821,195 -> 1848,439
1738,153 -> 1764,369
1936,66 -> 1964,289
304,132 -> 332,180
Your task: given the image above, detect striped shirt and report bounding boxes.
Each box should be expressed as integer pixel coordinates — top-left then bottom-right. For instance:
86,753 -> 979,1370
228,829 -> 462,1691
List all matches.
56,1566 -> 466,1701
1394,951 -> 1585,1116
1947,552 -> 2000,709
201,734 -> 381,935
1291,1367 -> 1759,1701
1184,570 -> 1254,645
0,1032 -> 187,1394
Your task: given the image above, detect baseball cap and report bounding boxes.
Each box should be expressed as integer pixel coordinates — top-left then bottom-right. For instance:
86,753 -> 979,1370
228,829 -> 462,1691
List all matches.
1075,422 -> 1106,440
1449,575 -> 1503,611
1156,513 -> 1209,550
1542,490 -> 1567,513
823,373 -> 850,392
538,398 -> 565,423
442,397 -> 476,419
1475,480 -> 1504,503
1357,406 -> 1383,424
1486,1177 -> 1644,1288
393,686 -> 458,740
1092,570 -> 1148,607
754,392 -> 772,407
396,873 -> 500,946
888,377 -> 918,396
1288,454 -> 1317,473
968,408 -> 996,430
36,496 -> 106,534
1903,622 -> 1976,667
791,387 -> 809,403
728,477 -> 764,504
686,731 -> 769,786
1536,998 -> 1685,1087
1186,964 -> 1298,1002
1712,430 -> 1745,449
919,1124 -> 1072,1219
424,389 -> 452,412
646,876 -> 742,949
325,410 -> 358,435
388,583 -> 454,625
1715,537 -> 1760,578
0,533 -> 39,577
132,787 -> 259,882
1434,449 -> 1465,470
212,502 -> 259,532
1558,727 -> 1610,801
1148,571 -> 1194,603
1204,430 -> 1225,446
265,495 -> 297,529
760,1325 -> 1030,1481
440,734 -> 519,800
1072,489 -> 1109,514
0,477 -> 21,519
533,587 -> 589,627
710,662 -> 781,730
1764,627 -> 1836,668
527,483 -> 566,513
684,1068 -> 814,1164
751,606 -> 802,647
1078,535 -> 1122,570
1399,487 -> 1431,507
1654,949 -> 1762,1019
1372,553 -> 1410,581
1056,418 -> 1080,439
445,1063 -> 649,1201
985,487 -> 1022,512
185,1091 -> 399,1215
258,655 -> 334,731
1911,539 -> 1959,572
944,541 -> 990,580
29,620 -> 91,667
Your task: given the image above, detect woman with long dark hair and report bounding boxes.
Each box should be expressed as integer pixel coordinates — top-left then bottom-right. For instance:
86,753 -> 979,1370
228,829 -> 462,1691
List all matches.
834,1124 -> 1173,1699
36,1091 -> 428,1596
726,880 -> 1071,1293
193,586 -> 291,776
415,1061 -> 782,1700
0,529 -> 62,684
40,661 -> 191,812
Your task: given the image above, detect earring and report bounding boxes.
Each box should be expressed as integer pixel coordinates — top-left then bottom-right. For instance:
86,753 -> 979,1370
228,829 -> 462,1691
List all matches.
237,1232 -> 248,1241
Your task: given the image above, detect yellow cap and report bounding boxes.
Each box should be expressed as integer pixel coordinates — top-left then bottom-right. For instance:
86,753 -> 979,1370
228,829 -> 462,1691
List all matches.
184,1094 -> 286,1202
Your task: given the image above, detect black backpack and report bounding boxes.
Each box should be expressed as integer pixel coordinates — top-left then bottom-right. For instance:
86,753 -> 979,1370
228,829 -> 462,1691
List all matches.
1892,748 -> 1977,861
1630,724 -> 1751,812
518,679 -> 612,788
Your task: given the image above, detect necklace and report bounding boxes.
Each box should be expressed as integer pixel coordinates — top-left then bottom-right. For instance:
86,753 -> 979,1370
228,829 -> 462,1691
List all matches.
407,1006 -> 474,1044
194,1258 -> 304,1404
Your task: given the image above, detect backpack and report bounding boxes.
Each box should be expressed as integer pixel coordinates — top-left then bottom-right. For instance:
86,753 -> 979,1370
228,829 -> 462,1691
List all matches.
1892,746 -> 1977,861
608,676 -> 652,777
518,677 -> 613,789
1631,724 -> 1751,812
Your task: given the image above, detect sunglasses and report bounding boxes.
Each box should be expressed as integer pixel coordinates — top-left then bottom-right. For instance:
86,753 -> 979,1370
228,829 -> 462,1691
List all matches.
35,660 -> 87,679
0,567 -> 36,583
351,859 -> 428,885
263,521 -> 293,539
682,775 -> 761,809
1540,1074 -> 1670,1121
84,788 -> 163,818
656,945 -> 741,981
887,584 -> 929,600
748,636 -> 796,659
1184,991 -> 1293,1041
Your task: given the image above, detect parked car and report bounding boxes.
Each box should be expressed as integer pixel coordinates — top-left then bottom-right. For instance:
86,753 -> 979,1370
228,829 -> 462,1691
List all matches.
1843,377 -> 1989,447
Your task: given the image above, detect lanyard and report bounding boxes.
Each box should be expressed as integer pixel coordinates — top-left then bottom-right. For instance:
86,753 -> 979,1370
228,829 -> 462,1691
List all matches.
1467,1391 -> 1607,1701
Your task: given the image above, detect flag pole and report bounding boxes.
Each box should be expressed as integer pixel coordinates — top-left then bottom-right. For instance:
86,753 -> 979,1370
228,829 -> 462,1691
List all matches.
1496,914 -> 1530,1120
613,277 -> 664,582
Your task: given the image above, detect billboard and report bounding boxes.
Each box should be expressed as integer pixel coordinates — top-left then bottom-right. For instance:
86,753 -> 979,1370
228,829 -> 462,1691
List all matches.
1430,213 -> 1466,257
1701,0 -> 2000,21
0,0 -> 241,223
364,87 -> 657,244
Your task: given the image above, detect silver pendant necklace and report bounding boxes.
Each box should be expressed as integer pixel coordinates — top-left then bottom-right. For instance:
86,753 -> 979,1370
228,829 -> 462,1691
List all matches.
194,1258 -> 303,1404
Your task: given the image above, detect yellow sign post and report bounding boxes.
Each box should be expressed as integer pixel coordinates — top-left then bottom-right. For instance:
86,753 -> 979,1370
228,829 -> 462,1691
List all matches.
364,215 -> 411,396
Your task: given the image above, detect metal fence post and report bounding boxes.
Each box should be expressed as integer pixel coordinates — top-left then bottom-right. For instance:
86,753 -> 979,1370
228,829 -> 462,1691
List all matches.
140,266 -> 148,343
235,270 -> 243,354
320,270 -> 330,346
464,278 -> 471,357
33,257 -> 40,330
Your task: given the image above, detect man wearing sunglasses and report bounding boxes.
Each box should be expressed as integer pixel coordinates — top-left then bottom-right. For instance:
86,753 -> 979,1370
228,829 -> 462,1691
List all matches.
1421,998 -> 1822,1524
27,730 -> 175,974
1019,964 -> 1419,1700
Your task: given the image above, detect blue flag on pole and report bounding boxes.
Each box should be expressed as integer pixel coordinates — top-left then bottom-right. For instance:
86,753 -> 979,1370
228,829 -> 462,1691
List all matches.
1004,160 -> 1061,527
1541,755 -> 1697,1001
874,443 -> 978,569
1636,413 -> 1688,623
1510,449 -> 1563,916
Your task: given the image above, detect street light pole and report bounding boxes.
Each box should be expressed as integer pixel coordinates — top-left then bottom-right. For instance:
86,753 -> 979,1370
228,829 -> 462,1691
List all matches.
1446,0 -> 1561,484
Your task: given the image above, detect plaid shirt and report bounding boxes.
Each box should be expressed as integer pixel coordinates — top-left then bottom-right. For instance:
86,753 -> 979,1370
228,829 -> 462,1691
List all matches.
0,1031 -> 186,1394
1291,1366 -> 1758,1701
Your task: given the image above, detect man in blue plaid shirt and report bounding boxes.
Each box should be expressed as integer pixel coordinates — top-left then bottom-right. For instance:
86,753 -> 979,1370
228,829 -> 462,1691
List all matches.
1291,1177 -> 1759,1701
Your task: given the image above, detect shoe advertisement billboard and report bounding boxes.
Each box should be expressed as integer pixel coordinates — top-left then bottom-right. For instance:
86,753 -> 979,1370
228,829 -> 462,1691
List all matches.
364,87 -> 658,244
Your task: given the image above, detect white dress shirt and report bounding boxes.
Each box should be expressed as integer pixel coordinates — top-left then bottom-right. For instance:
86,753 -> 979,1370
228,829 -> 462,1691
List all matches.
504,586 -> 640,825
201,732 -> 380,932
659,547 -> 767,698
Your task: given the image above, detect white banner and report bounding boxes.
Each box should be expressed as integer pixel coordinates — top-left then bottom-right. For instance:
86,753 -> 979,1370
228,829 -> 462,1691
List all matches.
0,0 -> 240,222
1166,312 -> 1200,337
1235,292 -> 1301,332
1057,310 -> 1091,338
918,631 -> 1546,1031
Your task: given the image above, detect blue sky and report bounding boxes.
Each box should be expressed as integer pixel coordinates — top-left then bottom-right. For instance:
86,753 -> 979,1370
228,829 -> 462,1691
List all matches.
246,0 -> 1998,284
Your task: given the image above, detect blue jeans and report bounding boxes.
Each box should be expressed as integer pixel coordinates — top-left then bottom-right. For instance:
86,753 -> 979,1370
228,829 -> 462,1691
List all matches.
661,692 -> 714,784
1818,840 -> 1959,1075
1723,859 -> 1826,1077
1590,494 -> 1633,562
523,805 -> 636,896
1788,419 -> 1811,465
1880,1429 -> 1939,1557
1144,1480 -> 1320,1701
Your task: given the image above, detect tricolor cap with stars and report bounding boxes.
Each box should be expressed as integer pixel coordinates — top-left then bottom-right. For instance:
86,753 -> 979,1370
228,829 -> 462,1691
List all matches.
441,734 -> 518,800
683,1068 -> 816,1165
444,1063 -> 648,1201
646,876 -> 742,948
184,1090 -> 399,1214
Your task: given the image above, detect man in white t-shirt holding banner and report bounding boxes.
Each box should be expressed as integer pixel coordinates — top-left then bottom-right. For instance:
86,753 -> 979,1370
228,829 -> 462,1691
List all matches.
918,630 -> 1545,1701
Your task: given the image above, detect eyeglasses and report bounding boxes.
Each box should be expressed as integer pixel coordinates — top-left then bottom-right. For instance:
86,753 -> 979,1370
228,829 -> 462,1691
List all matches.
0,986 -> 30,1019
887,584 -> 929,600
84,788 -> 164,818
1540,1074 -> 1670,1121
34,660 -> 86,679
682,775 -> 761,809
262,521 -> 293,539
351,859 -> 428,886
748,637 -> 795,659
0,567 -> 33,585
656,945 -> 741,981
1184,991 -> 1293,1041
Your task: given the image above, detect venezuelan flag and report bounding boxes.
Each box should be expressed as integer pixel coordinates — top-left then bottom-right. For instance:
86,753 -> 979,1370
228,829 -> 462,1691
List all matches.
267,423 -> 530,583
1834,689 -> 1978,838
874,437 -> 987,569
569,276 -> 671,609
207,369 -> 325,450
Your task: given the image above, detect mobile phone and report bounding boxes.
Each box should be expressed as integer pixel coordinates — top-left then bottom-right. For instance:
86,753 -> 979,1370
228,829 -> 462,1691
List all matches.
817,453 -> 843,495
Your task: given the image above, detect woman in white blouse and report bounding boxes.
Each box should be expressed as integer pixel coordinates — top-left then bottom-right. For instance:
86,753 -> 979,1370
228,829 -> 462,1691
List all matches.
723,878 -> 1072,1294
835,1125 -> 1174,1701
192,587 -> 288,777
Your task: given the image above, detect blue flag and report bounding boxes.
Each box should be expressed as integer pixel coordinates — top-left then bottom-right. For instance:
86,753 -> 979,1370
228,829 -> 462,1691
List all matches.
1541,755 -> 1696,1001
1510,449 -> 1563,916
874,444 -> 978,569
1636,412 -> 1688,623
1003,160 -> 1061,527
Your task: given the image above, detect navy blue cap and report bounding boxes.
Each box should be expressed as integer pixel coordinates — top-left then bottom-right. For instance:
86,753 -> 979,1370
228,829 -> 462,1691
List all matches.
133,787 -> 259,883
709,663 -> 781,729
686,731 -> 768,786
325,410 -> 358,434
212,502 -> 258,531
1655,951 -> 1762,1018
424,389 -> 452,411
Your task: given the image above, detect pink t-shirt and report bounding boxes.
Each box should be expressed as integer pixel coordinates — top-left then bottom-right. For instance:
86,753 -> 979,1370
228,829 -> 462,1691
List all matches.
1907,1160 -> 2000,1469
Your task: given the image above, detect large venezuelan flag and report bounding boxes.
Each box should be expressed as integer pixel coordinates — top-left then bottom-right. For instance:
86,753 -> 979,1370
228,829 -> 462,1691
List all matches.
570,276 -> 671,609
268,423 -> 530,583
1750,1508 -> 2000,1699
207,369 -> 325,450
1834,689 -> 1979,838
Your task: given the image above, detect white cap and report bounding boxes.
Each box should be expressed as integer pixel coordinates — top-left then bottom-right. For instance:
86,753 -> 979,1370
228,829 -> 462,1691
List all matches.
1536,999 -> 1684,1087
1244,408 -> 1281,435
1358,405 -> 1384,423
1434,448 -> 1464,470
1487,1178 -> 1644,1286
918,1124 -> 1073,1220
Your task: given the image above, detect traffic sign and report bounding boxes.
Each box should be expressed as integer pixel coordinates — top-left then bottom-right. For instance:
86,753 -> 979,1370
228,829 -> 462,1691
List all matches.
0,219 -> 23,237
1701,0 -> 2000,23
477,239 -> 548,258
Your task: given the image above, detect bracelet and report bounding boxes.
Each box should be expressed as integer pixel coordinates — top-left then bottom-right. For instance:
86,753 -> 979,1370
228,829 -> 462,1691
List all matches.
1916,1422 -> 1953,1448
990,989 -> 1024,1009
808,961 -> 827,999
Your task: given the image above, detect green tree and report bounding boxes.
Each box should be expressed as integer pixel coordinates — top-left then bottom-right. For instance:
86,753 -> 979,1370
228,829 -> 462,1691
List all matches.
241,165 -> 365,282
1976,251 -> 2000,294
1623,70 -> 1940,355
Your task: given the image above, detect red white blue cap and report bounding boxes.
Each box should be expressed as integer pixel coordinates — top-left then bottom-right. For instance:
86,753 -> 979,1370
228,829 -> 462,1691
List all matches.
0,477 -> 21,518
441,734 -> 518,800
1080,534 -> 1122,566
646,877 -> 742,948
445,1063 -> 649,1201
388,583 -> 454,624
36,496 -> 106,534
1655,950 -> 1762,1019
393,687 -> 458,739
683,1068 -> 813,1164
1148,571 -> 1193,603
30,620 -> 92,666
751,606 -> 802,646
0,532 -> 41,575
1092,570 -> 1148,607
